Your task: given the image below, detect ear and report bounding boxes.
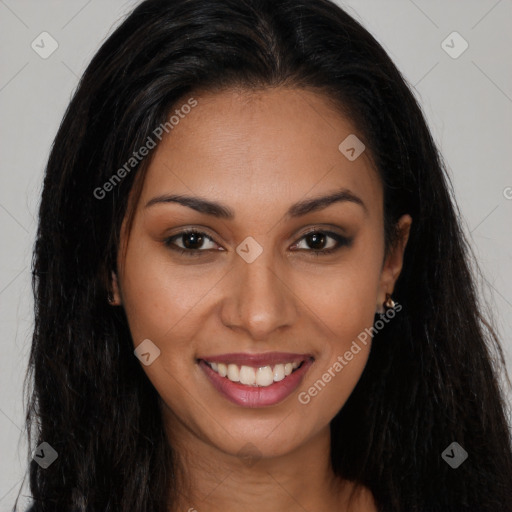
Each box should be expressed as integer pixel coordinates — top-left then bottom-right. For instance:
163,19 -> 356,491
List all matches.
109,270 -> 122,306
376,214 -> 412,313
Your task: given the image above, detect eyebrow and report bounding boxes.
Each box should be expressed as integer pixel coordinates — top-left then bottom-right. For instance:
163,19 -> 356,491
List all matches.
144,187 -> 367,218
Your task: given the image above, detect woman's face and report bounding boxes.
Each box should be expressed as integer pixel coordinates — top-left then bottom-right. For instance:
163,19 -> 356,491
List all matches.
113,87 -> 410,459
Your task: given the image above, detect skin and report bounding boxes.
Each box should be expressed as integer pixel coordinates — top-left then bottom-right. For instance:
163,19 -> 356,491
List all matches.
111,87 -> 411,511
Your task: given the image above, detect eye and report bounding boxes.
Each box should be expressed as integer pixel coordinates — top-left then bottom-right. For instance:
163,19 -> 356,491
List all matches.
164,229 -> 221,256
164,228 -> 352,258
290,230 -> 352,256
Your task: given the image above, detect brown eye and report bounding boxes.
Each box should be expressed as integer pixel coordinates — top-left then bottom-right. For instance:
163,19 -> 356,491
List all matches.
291,230 -> 352,255
164,230 -> 219,255
305,232 -> 328,250
181,231 -> 206,249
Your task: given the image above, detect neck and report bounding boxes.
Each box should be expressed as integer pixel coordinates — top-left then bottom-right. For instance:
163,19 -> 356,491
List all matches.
163,408 -> 370,512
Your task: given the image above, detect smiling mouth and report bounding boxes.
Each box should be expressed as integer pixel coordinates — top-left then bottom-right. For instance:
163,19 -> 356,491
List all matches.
199,359 -> 309,387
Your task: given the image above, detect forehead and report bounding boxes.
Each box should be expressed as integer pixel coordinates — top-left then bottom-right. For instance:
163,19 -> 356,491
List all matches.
138,87 -> 382,219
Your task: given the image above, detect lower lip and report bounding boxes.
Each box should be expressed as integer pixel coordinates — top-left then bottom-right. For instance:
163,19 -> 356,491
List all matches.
199,359 -> 314,408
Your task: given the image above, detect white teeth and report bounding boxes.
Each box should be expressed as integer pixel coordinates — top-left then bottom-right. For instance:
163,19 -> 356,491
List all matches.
227,364 -> 239,382
273,364 -> 285,382
217,363 -> 227,377
239,366 -> 256,385
256,366 -> 274,386
207,360 -> 303,387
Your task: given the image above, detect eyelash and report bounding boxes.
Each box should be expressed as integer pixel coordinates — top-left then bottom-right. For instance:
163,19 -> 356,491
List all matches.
163,228 -> 352,257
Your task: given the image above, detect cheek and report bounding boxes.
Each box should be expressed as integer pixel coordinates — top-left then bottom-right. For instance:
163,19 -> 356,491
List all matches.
295,236 -> 383,347
295,285 -> 375,428
119,240 -> 223,346
118,244 -> 211,419
294,237 -> 382,418
297,346 -> 369,427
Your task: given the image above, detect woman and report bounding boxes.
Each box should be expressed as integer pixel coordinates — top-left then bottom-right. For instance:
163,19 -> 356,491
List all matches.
18,0 -> 512,510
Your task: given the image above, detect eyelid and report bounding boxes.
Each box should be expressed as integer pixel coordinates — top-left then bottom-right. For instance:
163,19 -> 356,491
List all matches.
297,225 -> 349,238
292,224 -> 351,243
163,225 -> 223,243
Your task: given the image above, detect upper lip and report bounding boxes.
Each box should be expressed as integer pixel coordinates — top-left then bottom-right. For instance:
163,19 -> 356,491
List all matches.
198,352 -> 314,367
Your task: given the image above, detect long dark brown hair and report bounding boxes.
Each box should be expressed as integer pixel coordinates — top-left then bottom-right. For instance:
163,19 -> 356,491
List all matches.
17,0 -> 512,510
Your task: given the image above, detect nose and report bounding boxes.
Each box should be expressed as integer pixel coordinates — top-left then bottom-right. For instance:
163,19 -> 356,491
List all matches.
220,249 -> 298,340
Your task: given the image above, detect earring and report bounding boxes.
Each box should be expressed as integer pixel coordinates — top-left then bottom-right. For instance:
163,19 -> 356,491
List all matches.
384,293 -> 395,310
107,292 -> 115,305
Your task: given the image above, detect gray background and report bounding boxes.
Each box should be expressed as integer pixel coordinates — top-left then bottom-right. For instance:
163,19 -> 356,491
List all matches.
1,0 -> 511,509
